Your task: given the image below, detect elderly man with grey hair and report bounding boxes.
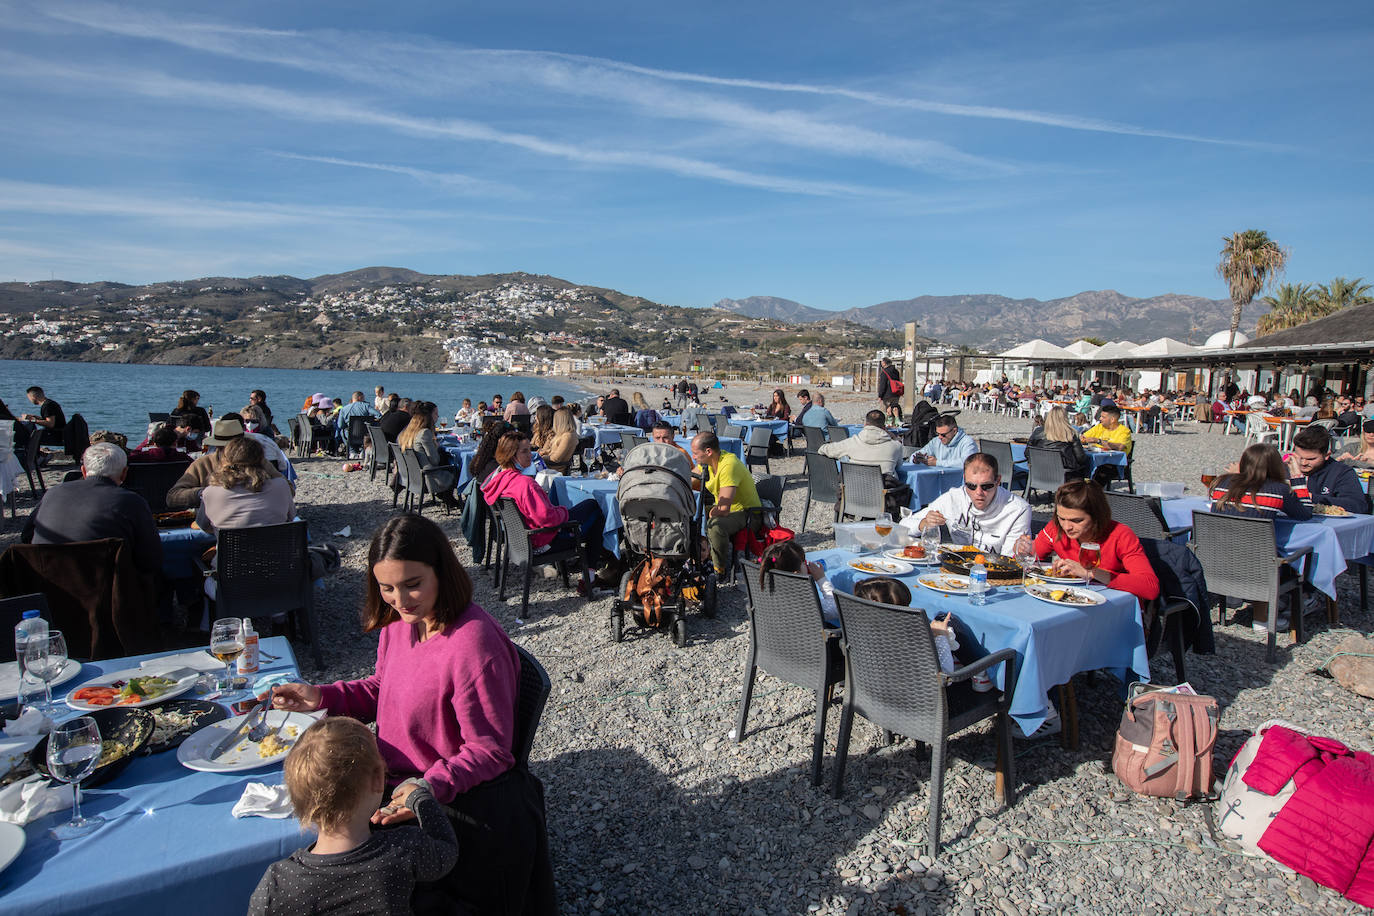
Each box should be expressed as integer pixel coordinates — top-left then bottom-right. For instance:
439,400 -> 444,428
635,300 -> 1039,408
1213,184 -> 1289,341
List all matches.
24,442 -> 163,575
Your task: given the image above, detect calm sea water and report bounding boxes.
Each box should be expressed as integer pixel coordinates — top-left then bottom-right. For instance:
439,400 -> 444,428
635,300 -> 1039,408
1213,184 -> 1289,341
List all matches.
0,359 -> 594,439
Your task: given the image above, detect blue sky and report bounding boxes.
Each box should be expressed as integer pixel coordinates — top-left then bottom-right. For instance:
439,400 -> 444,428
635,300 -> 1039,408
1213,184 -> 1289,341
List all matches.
1,0 -> 1370,310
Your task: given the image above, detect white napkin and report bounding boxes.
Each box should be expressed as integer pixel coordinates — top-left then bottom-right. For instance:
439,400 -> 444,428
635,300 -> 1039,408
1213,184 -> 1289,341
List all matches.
4,707 -> 52,737
0,774 -> 74,825
232,782 -> 294,819
332,525 -> 351,538
140,651 -> 224,675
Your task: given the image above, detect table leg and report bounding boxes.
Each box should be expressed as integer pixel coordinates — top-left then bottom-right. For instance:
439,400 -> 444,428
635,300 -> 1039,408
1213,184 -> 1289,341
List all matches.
1057,683 -> 1079,751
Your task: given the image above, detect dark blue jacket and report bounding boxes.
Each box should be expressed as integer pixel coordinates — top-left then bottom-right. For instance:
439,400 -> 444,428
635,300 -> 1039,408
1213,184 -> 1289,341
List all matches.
1290,460 -> 1369,514
1139,537 -> 1215,656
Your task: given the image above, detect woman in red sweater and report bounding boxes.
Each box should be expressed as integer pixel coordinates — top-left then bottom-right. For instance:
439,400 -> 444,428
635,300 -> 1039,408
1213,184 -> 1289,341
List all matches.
1030,479 -> 1160,602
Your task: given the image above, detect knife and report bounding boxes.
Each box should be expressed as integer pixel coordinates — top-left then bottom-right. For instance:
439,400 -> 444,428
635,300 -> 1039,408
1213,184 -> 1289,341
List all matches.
210,695 -> 270,760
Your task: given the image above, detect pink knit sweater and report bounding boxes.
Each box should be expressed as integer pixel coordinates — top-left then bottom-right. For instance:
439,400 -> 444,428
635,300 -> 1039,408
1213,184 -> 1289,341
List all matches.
317,603 -> 519,803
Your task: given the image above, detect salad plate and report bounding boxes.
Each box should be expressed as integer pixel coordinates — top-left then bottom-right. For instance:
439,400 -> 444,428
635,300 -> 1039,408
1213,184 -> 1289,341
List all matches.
64,668 -> 196,711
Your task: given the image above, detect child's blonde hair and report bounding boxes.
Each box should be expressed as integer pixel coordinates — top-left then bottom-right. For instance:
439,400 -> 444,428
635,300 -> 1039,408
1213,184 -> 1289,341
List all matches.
284,717 -> 383,833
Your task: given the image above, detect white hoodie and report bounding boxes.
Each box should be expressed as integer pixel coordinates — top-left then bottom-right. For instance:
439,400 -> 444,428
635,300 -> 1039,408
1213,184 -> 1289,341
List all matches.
899,483 -> 1031,555
817,425 -> 904,474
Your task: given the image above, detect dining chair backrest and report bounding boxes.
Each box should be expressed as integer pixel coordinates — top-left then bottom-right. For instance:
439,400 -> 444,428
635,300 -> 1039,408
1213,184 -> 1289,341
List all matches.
723,424 -> 745,439
826,425 -> 850,442
979,440 -> 1015,485
1023,445 -> 1067,501
803,426 -> 826,452
1103,491 -> 1171,541
495,497 -> 537,567
839,461 -> 885,522
1189,510 -> 1280,603
366,423 -> 391,478
347,415 -> 370,453
694,414 -> 716,433
752,472 -> 784,514
804,452 -> 841,505
746,425 -> 772,453
389,443 -> 411,492
148,412 -> 171,424
122,460 -> 190,514
213,521 -> 312,624
739,562 -> 831,686
402,448 -> 429,502
832,591 -> 946,744
619,432 -> 645,452
712,415 -> 732,436
512,644 -> 551,767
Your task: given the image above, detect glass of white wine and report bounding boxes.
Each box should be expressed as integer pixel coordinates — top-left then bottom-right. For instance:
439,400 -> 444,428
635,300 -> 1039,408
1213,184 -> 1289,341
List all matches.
48,715 -> 105,839
210,618 -> 245,692
24,630 -> 68,714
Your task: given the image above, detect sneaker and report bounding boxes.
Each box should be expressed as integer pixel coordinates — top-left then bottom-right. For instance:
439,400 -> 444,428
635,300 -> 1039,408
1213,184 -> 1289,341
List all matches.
1253,614 -> 1291,632
1014,708 -> 1061,740
1302,592 -> 1325,617
971,672 -> 994,692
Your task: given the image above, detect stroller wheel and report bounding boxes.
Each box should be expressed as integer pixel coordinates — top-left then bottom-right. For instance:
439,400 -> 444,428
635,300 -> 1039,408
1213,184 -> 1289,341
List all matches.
611,606 -> 624,643
671,616 -> 687,648
701,572 -> 718,619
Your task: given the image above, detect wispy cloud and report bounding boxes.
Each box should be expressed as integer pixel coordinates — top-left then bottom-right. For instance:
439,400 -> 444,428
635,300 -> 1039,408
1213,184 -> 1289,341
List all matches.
265,152 -> 525,199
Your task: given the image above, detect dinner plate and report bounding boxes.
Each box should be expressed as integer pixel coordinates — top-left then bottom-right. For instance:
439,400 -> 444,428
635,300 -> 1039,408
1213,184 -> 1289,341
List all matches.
144,698 -> 230,754
177,710 -> 315,772
1022,565 -> 1088,585
918,573 -> 971,595
0,822 -> 24,875
0,658 -> 83,703
64,668 -> 197,711
848,557 -> 914,575
1024,583 -> 1106,607
883,548 -> 939,565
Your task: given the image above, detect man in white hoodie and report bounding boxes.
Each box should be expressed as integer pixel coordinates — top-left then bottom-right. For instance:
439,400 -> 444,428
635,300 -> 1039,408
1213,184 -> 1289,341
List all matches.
899,452 -> 1031,555
817,410 -> 903,474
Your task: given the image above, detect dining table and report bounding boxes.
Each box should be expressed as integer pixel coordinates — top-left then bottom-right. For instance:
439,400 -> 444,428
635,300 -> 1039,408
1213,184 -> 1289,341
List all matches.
732,418 -> 792,439
812,547 -> 1148,736
550,475 -> 624,556
898,465 -> 964,511
1158,496 -> 1374,600
157,525 -> 216,579
2,637 -> 312,916
1010,442 -> 1127,479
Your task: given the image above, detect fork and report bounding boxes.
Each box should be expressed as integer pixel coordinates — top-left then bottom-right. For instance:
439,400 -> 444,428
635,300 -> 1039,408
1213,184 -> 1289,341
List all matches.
245,705 -> 273,743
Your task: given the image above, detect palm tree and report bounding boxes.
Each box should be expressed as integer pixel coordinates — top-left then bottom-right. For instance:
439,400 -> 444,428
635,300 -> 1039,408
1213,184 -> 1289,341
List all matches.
1256,283 -> 1316,334
1217,230 -> 1288,348
1315,276 -> 1373,313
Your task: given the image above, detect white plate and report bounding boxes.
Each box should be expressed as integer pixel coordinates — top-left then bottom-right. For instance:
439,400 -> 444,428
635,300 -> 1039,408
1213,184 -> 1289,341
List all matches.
884,547 -> 939,565
848,557 -> 915,575
0,659 -> 83,703
63,668 -> 197,711
0,821 -> 24,874
1024,583 -> 1106,607
1022,565 -> 1088,585
918,573 -> 971,595
177,710 -> 315,773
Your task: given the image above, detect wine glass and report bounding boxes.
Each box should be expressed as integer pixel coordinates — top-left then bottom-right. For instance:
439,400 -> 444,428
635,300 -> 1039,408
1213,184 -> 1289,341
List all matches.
1014,540 -> 1036,590
47,715 -> 105,840
1079,542 -> 1101,578
582,448 -> 597,475
874,513 -> 893,539
24,630 -> 68,714
921,522 -> 941,561
210,618 -> 246,692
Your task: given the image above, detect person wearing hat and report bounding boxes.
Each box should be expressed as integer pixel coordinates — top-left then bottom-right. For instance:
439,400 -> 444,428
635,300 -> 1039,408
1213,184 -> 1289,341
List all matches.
166,415 -> 288,509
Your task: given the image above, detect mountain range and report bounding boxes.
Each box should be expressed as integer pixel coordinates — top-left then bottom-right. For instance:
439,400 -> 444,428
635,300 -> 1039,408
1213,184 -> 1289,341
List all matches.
714,290 -> 1250,349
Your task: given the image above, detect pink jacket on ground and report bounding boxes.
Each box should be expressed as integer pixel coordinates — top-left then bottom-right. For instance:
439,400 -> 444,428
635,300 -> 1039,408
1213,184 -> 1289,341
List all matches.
482,467 -> 567,549
1244,724 -> 1374,906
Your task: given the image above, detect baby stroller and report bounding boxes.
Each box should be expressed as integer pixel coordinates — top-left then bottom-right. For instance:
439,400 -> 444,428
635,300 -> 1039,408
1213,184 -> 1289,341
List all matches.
612,442 -> 718,647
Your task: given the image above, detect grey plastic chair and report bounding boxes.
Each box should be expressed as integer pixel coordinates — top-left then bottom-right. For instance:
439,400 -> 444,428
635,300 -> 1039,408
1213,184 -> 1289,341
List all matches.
744,426 -> 773,473
619,432 -> 648,453
1022,445 -> 1068,504
712,415 -> 732,436
346,416 -> 369,458
388,443 -> 409,508
831,590 -> 1017,858
722,424 -> 745,439
365,424 -> 391,481
1104,491 -> 1189,541
512,644 -> 551,767
802,426 -> 826,452
1190,510 -> 1314,662
122,461 -> 189,514
801,452 -> 841,531
826,425 -> 850,442
979,439 -> 1023,491
494,498 -> 589,619
838,461 -> 885,522
737,562 -> 844,786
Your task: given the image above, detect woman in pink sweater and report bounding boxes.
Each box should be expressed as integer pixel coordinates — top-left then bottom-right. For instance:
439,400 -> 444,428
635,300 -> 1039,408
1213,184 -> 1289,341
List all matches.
268,515 -> 555,915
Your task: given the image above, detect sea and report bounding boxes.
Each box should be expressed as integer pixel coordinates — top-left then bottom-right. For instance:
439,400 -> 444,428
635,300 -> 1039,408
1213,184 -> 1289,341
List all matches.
0,359 -> 594,440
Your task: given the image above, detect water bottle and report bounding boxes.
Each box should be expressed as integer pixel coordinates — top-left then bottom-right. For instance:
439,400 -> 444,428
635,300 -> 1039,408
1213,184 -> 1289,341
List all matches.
969,562 -> 988,605
14,610 -> 49,712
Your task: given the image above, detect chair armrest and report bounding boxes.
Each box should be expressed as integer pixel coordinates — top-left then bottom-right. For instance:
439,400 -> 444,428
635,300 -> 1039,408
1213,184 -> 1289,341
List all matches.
943,647 -> 1016,685
1276,545 -> 1314,568
193,554 -> 214,578
1157,597 -> 1193,620
1163,526 -> 1190,539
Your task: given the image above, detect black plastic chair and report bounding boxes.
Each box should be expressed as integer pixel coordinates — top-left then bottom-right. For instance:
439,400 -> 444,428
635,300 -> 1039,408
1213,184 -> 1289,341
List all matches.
980,439 -> 1025,492
1138,539 -> 1203,685
619,432 -> 647,453
346,416 -> 369,459
1022,445 -> 1068,504
198,521 -> 320,667
1103,491 -> 1189,541
63,414 -> 90,464
365,424 -> 391,481
1190,510 -> 1313,662
744,426 -> 773,474
737,562 -> 843,786
826,425 -> 850,443
494,498 -> 589,619
831,590 -> 1017,858
122,461 -> 189,514
712,415 -> 732,437
802,426 -> 826,453
148,412 -> 171,424
23,433 -> 47,503
398,447 -> 453,515
838,462 -> 885,522
801,452 -> 840,531
512,644 -> 551,767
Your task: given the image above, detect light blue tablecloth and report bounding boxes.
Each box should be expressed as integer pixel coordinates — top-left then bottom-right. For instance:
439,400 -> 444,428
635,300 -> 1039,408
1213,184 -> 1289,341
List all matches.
550,476 -> 623,556
673,435 -> 744,461
592,424 -> 645,447
1159,496 -> 1374,599
438,440 -> 478,488
1010,442 -> 1126,478
843,424 -> 908,437
5,638 -> 310,916
157,526 -> 216,579
900,465 -> 964,510
813,548 -> 1148,735
733,418 -> 791,438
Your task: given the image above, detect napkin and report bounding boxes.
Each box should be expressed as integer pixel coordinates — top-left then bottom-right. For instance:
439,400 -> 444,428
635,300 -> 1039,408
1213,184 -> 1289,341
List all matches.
4,707 -> 52,737
332,525 -> 351,538
140,651 -> 225,675
0,774 -> 73,825
232,782 -> 293,819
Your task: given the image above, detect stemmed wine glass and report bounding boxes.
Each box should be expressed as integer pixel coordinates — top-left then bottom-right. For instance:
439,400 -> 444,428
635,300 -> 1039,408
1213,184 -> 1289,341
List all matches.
210,618 -> 246,693
921,522 -> 941,562
1079,542 -> 1101,583
1014,540 -> 1036,590
47,715 -> 105,840
582,448 -> 597,476
24,630 -> 68,714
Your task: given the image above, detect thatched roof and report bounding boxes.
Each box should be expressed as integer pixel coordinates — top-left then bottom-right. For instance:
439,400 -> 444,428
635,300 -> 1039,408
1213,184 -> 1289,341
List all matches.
1240,302 -> 1374,348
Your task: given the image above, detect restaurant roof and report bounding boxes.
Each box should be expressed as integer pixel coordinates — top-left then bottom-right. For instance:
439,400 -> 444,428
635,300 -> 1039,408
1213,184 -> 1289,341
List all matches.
1237,301 -> 1374,349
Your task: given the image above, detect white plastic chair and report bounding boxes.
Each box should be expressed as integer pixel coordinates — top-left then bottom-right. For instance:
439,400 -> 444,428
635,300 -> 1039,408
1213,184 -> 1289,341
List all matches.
1244,413 -> 1279,446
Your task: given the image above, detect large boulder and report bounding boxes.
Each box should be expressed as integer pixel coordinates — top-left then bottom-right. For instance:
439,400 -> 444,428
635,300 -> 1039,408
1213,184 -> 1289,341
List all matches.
1328,635 -> 1374,699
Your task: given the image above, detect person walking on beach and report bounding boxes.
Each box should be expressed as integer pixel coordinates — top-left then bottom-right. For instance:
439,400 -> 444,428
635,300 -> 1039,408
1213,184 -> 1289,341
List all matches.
878,358 -> 904,423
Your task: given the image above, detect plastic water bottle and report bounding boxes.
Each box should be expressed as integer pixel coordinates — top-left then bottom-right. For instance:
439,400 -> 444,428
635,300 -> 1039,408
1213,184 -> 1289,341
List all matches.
14,610 -> 48,712
969,562 -> 989,605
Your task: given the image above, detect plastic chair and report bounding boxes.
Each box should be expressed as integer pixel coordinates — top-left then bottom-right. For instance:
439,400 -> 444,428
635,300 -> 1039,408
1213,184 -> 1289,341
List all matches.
830,590 -> 1017,858
493,497 -> 590,619
198,521 -> 319,667
1103,491 -> 1189,541
22,433 -> 46,503
346,416 -> 369,459
744,426 -> 772,473
1190,510 -> 1314,662
618,432 -> 647,453
802,426 -> 826,453
712,415 -> 732,437
365,424 -> 391,481
122,461 -> 190,514
838,462 -> 885,522
1022,445 -> 1069,504
736,562 -> 844,786
801,452 -> 840,531
1137,539 -> 1204,685
400,448 -> 454,515
512,644 -> 551,767
826,425 -> 850,443
979,439 -> 1024,492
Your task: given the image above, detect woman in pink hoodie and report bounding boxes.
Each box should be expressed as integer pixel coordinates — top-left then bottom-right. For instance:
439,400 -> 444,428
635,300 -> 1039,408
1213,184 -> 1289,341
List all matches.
482,431 -> 606,589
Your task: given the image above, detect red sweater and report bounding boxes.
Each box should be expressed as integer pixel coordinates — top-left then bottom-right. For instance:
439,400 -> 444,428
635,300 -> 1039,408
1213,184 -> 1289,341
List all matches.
1033,518 -> 1160,601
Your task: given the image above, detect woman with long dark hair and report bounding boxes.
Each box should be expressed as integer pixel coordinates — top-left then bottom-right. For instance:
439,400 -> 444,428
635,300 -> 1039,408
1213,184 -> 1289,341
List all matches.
171,389 -> 211,437
765,389 -> 791,421
1028,479 -> 1159,602
529,404 -> 556,452
1210,443 -> 1311,519
267,515 -> 555,915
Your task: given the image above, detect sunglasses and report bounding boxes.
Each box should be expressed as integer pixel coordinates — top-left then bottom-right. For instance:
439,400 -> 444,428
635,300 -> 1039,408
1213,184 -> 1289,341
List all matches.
963,481 -> 998,491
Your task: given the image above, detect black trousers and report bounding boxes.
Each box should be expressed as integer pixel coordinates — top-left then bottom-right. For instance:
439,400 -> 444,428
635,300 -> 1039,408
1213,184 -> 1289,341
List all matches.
415,766 -> 557,916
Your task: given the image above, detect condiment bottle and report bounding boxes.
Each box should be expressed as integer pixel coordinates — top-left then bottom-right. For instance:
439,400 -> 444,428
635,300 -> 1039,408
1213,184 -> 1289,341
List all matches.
237,618 -> 260,676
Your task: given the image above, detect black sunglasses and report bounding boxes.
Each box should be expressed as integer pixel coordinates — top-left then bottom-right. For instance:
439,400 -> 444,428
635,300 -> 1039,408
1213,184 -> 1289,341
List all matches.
963,481 -> 998,491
